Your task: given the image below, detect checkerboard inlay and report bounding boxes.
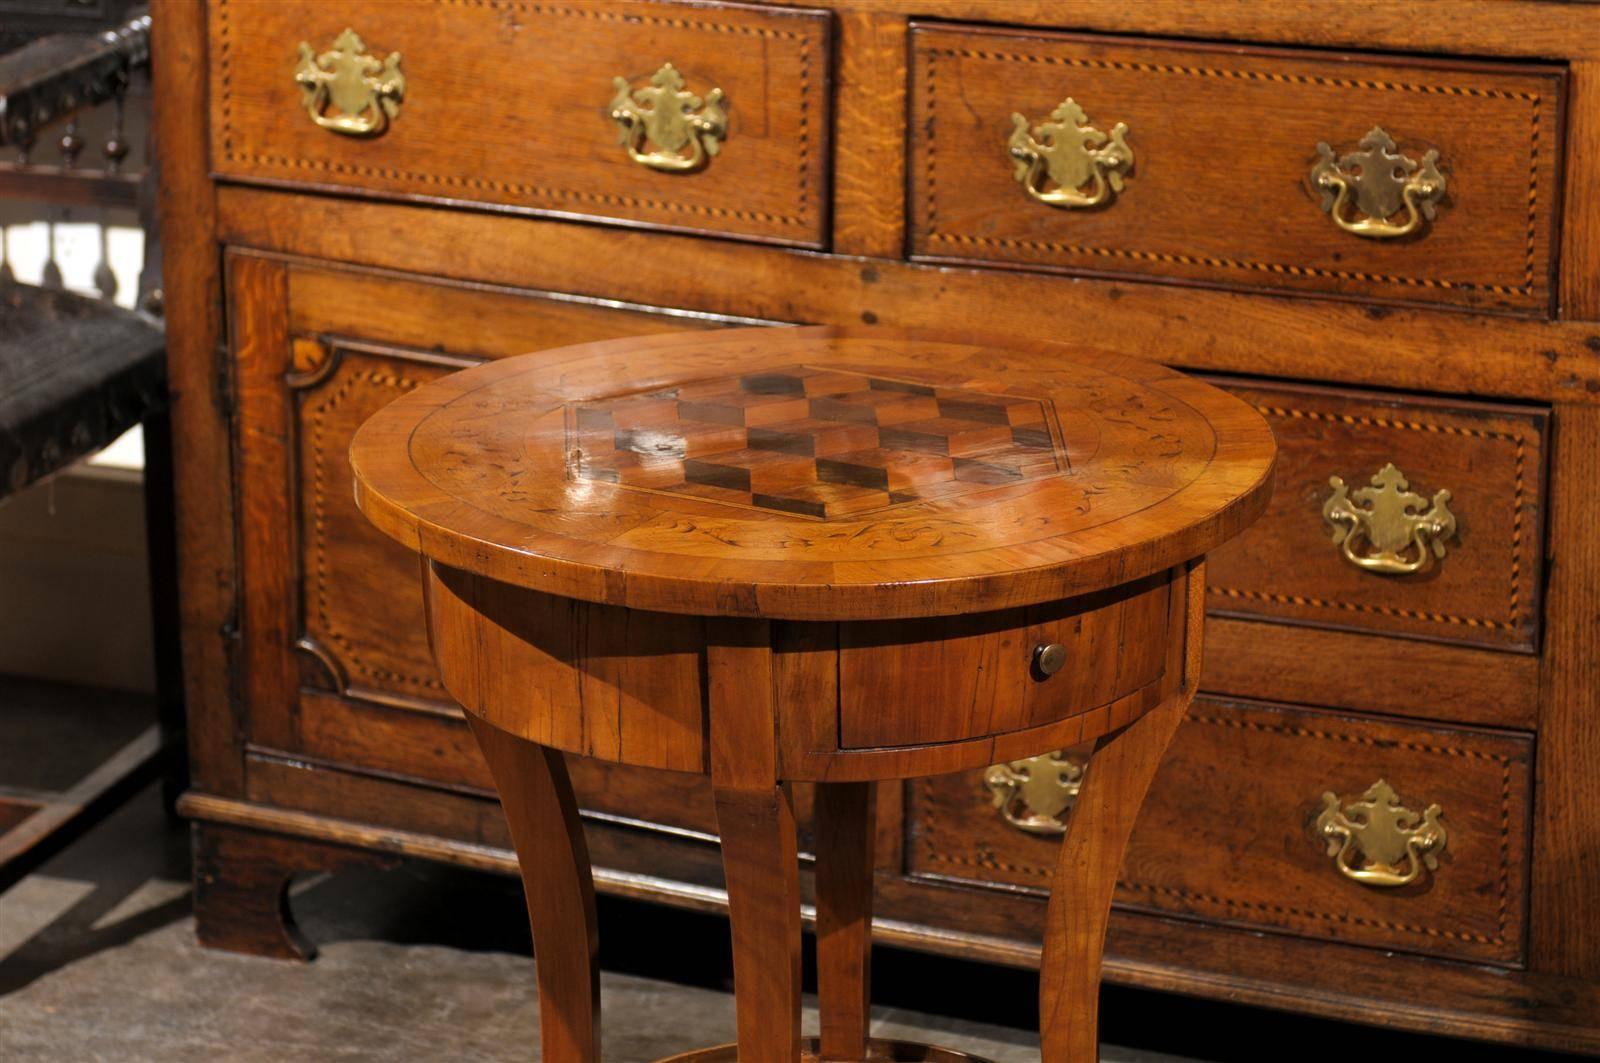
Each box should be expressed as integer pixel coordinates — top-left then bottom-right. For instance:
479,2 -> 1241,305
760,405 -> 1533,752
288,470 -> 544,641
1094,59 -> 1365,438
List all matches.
564,366 -> 1066,519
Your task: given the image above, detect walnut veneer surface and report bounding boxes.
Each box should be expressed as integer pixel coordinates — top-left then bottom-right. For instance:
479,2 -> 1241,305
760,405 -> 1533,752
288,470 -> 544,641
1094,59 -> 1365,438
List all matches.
154,0 -> 1600,1053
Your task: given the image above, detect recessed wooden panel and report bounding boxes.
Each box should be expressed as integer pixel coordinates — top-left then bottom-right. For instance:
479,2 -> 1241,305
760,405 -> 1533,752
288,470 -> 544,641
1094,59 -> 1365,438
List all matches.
909,23 -> 1564,314
907,695 -> 1532,965
250,262 -> 741,732
209,0 -> 831,247
294,345 -> 457,706
838,573 -> 1172,749
1203,379 -> 1547,651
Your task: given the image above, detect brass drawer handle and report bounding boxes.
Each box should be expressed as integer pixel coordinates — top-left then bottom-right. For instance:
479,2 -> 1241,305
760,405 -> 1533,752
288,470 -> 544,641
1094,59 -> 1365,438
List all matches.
1008,97 -> 1133,209
610,63 -> 727,173
1323,463 -> 1456,575
1316,779 -> 1447,888
1310,127 -> 1446,239
294,29 -> 404,138
984,751 -> 1084,836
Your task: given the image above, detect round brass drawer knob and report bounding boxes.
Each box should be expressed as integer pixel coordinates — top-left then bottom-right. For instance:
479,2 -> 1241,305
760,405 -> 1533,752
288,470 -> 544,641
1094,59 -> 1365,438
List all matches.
1033,642 -> 1068,678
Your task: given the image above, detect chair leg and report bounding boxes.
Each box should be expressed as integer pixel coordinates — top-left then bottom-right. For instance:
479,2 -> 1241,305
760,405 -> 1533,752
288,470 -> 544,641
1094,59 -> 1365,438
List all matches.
1038,690 -> 1191,1062
467,716 -> 601,1063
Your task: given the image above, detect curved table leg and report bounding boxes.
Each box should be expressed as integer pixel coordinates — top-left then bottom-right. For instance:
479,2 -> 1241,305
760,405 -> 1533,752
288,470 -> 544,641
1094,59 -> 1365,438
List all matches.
815,781 -> 877,1061
1038,689 -> 1191,1063
467,715 -> 601,1063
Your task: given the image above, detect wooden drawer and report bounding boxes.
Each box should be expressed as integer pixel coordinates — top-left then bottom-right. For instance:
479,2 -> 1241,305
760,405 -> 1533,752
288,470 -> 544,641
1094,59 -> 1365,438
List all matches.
907,696 -> 1531,965
209,0 -> 830,247
838,572 -> 1174,749
909,23 -> 1564,315
1203,380 -> 1547,651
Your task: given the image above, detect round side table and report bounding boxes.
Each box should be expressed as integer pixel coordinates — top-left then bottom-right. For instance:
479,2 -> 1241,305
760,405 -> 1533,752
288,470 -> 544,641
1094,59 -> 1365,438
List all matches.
350,326 -> 1275,1062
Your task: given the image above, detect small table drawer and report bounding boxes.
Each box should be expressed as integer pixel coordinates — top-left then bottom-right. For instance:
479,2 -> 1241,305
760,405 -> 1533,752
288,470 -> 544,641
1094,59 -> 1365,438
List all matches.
837,571 -> 1175,750
909,695 -> 1532,966
909,23 -> 1564,315
1204,380 -> 1547,651
208,0 -> 830,247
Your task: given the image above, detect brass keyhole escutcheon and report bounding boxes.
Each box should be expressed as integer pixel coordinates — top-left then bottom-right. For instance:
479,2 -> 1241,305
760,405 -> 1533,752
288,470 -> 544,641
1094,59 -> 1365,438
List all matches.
1033,642 -> 1067,678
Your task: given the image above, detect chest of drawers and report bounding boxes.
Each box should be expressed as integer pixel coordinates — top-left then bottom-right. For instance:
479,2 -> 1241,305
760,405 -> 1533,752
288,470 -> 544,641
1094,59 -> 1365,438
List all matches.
154,1 -> 1600,1050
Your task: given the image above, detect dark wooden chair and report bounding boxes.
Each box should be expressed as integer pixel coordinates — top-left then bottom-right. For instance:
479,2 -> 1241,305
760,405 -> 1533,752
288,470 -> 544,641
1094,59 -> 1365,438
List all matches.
0,6 -> 180,893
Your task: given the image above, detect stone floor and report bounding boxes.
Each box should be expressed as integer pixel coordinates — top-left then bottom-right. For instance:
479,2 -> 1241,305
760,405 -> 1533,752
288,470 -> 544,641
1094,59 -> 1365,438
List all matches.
0,678 -> 1577,1062
0,784 -> 1167,1062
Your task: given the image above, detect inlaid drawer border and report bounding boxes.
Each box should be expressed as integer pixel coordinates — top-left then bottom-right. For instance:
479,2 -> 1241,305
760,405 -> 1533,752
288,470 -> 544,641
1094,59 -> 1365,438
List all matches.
919,45 -> 1547,299
915,710 -> 1517,949
1209,402 -> 1534,634
299,354 -> 448,696
214,0 -> 817,231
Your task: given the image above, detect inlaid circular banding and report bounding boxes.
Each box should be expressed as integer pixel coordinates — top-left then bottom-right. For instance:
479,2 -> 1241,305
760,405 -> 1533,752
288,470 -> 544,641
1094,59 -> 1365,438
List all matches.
351,326 -> 1275,618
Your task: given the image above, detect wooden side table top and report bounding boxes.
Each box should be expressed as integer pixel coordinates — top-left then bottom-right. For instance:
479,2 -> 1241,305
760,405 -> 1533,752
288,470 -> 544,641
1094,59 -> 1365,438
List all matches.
350,326 -> 1276,619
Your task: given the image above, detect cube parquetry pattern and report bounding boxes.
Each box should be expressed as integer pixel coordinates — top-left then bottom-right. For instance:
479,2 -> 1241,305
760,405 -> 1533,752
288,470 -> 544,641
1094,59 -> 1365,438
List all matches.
565,366 -> 1065,519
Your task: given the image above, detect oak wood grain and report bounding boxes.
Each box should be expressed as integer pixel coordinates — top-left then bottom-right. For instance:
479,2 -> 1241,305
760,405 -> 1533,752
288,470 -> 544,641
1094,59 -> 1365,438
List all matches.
292,344 -> 463,707
832,10 -> 907,259
909,24 -> 1563,316
1201,617 -> 1539,730
229,253 -> 299,752
910,694 -> 1533,967
286,260 -> 750,361
215,188 -> 1600,405
209,0 -> 831,248
152,0 -> 243,796
192,820 -> 393,962
1532,404 -> 1600,976
1560,61 -> 1600,321
821,1 -> 1600,63
1203,378 -> 1547,651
